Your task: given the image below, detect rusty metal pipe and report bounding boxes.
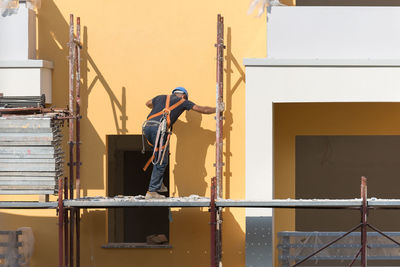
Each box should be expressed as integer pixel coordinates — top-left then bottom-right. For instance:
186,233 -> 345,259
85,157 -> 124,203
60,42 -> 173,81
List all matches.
0,107 -> 68,113
76,209 -> 80,267
215,14 -> 224,200
64,177 -> 69,267
74,17 -> 82,267
367,223 -> 400,247
361,177 -> 367,267
348,247 -> 362,267
210,177 -> 217,267
70,208 -> 75,267
58,177 -> 64,267
69,14 -> 75,267
75,17 -> 81,200
68,14 -> 75,201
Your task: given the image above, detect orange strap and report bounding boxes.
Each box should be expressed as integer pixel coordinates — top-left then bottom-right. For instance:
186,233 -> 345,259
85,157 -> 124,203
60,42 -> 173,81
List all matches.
146,95 -> 185,128
143,143 -> 168,171
143,155 -> 155,171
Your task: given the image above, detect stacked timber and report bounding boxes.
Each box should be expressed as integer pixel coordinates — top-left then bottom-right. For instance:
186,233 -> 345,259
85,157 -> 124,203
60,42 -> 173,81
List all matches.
0,115 -> 63,195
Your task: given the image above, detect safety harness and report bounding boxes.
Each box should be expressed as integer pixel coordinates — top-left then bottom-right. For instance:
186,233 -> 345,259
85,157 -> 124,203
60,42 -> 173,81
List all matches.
142,95 -> 185,171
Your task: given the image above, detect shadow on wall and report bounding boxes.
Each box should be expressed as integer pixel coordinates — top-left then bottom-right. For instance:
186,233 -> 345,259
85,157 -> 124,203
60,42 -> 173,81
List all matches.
37,0 -> 128,193
173,111 -> 215,197
224,27 -> 246,199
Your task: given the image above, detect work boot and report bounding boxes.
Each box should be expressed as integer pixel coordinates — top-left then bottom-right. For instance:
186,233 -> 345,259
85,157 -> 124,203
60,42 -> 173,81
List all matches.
157,183 -> 168,193
145,191 -> 166,199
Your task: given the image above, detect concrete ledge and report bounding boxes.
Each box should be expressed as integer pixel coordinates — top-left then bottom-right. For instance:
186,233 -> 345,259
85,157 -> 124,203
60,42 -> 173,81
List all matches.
244,58 -> 400,67
0,60 -> 54,69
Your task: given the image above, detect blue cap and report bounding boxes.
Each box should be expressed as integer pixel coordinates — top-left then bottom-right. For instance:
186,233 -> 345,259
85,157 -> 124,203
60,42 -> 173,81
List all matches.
172,87 -> 189,99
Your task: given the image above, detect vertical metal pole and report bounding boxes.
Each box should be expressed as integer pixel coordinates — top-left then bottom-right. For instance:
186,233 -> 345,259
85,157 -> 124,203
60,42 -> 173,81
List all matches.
361,176 -> 368,267
69,14 -> 75,267
69,14 -> 75,201
215,14 -> 224,267
64,177 -> 69,267
70,207 -> 75,267
58,177 -> 64,267
75,209 -> 80,267
75,17 -> 81,199
215,14 -> 224,200
75,17 -> 81,267
210,177 -> 217,267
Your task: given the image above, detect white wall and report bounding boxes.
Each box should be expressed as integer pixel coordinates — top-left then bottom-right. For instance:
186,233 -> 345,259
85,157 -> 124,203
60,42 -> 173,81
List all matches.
267,7 -> 400,59
0,4 -> 36,60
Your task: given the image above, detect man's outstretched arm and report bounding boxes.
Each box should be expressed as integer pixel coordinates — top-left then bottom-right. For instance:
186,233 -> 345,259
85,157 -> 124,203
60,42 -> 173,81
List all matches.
192,105 -> 216,114
146,99 -> 153,108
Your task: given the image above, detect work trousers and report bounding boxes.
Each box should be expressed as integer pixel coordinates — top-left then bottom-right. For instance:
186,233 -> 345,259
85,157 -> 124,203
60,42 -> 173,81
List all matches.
143,122 -> 169,192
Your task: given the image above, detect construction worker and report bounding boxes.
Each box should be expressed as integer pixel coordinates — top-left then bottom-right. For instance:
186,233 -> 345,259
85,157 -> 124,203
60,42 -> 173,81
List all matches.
142,87 -> 217,199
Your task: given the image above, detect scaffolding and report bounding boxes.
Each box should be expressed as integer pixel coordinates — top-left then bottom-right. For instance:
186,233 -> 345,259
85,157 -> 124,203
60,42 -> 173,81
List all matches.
1,13 -> 400,267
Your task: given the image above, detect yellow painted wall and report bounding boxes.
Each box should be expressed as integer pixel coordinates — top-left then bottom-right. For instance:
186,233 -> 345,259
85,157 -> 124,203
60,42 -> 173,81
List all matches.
0,0 -> 285,266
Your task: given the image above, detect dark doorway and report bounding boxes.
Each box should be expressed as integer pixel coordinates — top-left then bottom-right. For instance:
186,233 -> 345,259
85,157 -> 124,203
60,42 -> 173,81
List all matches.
295,136 -> 400,232
107,135 -> 169,244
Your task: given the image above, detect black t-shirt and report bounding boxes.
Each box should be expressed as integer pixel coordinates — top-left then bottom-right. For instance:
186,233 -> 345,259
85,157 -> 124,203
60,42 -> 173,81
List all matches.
147,95 -> 196,126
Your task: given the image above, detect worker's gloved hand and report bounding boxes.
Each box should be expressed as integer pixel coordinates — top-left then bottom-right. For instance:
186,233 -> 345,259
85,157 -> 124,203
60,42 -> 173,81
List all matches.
218,102 -> 225,112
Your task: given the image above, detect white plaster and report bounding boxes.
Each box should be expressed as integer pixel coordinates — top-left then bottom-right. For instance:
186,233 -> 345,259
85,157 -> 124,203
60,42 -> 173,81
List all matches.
267,7 -> 400,59
0,4 -> 36,60
0,60 -> 53,103
244,61 -> 400,217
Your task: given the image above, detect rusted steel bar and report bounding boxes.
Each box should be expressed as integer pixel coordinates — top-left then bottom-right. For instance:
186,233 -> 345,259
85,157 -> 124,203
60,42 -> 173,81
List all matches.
58,177 -> 64,267
75,17 -> 81,267
0,107 -> 68,114
216,207 -> 222,267
75,208 -> 80,267
367,224 -> 400,246
348,247 -> 362,267
210,177 -> 217,267
69,14 -> 75,267
75,17 -> 81,200
64,177 -> 69,267
291,223 -> 362,267
215,14 -> 224,200
360,176 -> 367,267
70,207 -> 75,267
69,14 -> 75,201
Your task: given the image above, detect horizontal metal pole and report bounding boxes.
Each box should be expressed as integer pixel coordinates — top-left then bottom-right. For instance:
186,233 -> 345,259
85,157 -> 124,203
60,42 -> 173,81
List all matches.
2,198 -> 400,209
217,199 -> 363,208
64,199 -> 211,208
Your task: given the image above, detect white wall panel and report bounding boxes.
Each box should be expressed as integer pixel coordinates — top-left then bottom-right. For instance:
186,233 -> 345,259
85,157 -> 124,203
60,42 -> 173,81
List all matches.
267,7 -> 400,59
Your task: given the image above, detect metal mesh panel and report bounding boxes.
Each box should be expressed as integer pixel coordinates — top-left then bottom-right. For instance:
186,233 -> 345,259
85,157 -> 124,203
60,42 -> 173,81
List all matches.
278,231 -> 400,267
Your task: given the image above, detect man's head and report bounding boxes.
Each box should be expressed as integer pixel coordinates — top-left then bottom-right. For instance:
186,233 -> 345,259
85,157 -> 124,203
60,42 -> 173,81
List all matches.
172,87 -> 189,100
